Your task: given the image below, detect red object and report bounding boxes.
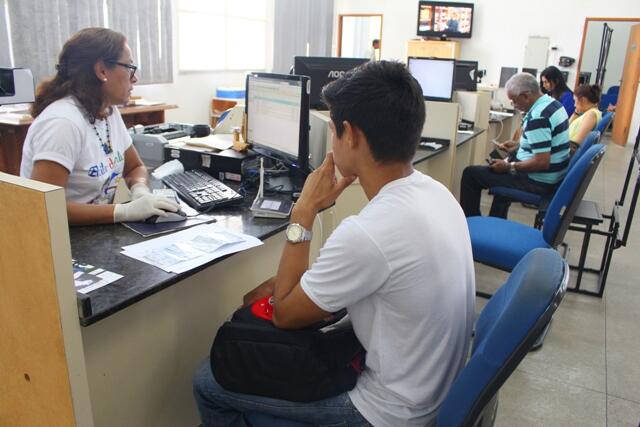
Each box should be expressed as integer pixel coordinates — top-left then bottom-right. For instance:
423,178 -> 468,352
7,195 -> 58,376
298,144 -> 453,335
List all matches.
251,296 -> 274,321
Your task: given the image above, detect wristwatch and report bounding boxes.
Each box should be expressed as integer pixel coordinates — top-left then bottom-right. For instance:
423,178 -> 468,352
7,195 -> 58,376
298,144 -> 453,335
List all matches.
509,162 -> 517,175
285,223 -> 313,244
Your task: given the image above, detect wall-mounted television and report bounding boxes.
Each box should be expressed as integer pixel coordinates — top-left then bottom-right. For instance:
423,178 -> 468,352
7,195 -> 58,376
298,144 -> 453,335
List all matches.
417,1 -> 474,39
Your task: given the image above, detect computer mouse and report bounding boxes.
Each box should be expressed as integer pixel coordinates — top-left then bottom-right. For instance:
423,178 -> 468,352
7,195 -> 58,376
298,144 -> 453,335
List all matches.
144,209 -> 187,224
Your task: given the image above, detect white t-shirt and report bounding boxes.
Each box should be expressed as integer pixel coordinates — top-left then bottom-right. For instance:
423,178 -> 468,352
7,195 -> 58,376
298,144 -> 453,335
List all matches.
301,170 -> 475,427
20,96 -> 132,204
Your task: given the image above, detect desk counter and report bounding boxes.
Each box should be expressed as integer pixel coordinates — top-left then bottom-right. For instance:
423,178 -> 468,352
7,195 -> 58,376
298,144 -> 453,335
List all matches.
456,128 -> 485,147
72,204 -> 288,326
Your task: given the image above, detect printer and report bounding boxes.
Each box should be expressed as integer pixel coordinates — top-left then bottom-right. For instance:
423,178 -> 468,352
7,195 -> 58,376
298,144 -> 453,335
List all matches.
131,123 -> 194,168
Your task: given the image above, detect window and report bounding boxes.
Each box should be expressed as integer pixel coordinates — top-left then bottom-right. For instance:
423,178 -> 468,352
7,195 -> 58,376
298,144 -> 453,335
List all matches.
178,0 -> 271,72
0,0 -> 172,85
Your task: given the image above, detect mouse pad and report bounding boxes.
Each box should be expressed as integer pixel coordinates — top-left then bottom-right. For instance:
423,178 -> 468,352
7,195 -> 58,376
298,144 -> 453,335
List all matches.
122,215 -> 216,237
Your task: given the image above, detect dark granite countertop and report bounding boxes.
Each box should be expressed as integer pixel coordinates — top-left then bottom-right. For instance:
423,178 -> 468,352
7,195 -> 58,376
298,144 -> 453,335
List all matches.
456,128 -> 485,147
412,141 -> 449,163
71,200 -> 289,326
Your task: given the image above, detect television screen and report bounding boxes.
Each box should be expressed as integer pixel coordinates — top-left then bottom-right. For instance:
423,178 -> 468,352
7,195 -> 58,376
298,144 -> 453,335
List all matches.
417,1 -> 474,39
408,57 -> 455,102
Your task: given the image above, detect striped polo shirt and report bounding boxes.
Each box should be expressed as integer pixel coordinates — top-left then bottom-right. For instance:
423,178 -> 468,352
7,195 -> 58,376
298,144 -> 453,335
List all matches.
517,94 -> 570,185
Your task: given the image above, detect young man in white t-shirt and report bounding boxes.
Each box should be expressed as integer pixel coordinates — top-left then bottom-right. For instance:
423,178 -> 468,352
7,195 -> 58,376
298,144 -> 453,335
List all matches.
194,60 -> 475,427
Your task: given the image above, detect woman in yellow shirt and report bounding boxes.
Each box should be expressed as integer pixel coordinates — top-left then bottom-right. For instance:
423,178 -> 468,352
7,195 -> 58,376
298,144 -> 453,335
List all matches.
568,84 -> 602,153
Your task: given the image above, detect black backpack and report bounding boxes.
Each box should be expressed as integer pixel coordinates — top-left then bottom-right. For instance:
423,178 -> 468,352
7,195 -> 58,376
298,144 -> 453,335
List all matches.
210,297 -> 365,402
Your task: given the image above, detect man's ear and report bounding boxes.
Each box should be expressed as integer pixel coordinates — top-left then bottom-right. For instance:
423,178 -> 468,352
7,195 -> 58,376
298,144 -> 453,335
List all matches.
94,60 -> 108,82
342,121 -> 366,150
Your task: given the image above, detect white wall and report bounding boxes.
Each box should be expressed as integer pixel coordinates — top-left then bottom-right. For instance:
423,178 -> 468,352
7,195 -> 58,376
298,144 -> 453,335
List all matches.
334,0 -> 640,142
132,71 -> 247,125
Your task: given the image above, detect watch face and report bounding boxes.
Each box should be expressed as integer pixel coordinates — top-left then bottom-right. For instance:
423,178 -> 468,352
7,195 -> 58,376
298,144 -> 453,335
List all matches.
287,224 -> 303,242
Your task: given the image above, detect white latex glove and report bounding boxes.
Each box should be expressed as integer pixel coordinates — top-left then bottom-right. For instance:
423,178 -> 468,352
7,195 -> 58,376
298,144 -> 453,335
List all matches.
130,182 -> 152,200
114,194 -> 180,223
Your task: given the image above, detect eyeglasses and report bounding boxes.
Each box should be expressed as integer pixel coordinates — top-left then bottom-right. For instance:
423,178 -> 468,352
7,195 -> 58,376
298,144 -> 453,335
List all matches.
107,61 -> 137,79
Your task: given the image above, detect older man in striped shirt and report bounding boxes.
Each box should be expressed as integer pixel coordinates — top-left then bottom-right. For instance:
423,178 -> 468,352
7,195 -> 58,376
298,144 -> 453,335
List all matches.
460,72 -> 570,218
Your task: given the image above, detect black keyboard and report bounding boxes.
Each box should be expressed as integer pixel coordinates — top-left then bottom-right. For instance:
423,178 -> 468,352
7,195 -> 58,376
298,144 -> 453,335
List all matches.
162,170 -> 243,211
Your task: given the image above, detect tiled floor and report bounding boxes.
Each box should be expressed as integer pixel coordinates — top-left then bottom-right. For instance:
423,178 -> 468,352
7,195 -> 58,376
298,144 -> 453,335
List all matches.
474,135 -> 640,426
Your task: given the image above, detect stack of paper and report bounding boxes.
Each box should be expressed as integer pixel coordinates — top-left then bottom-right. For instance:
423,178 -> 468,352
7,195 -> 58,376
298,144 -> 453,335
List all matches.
121,223 -> 263,273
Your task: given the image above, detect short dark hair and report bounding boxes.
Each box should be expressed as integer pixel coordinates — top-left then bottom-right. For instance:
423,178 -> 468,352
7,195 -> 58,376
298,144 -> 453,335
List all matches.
321,60 -> 425,163
372,39 -> 380,46
574,84 -> 601,104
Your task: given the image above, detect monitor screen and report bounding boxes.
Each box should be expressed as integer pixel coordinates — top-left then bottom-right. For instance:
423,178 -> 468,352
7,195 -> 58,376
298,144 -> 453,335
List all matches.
417,1 -> 474,39
408,57 -> 455,102
293,56 -> 368,110
522,67 -> 538,77
560,71 -> 569,82
579,71 -> 591,85
499,67 -> 518,88
454,60 -> 478,92
245,73 -> 310,171
0,69 -> 16,96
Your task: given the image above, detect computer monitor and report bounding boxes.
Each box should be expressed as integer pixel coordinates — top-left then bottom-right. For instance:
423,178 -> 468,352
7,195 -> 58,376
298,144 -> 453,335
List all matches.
560,71 -> 569,82
499,67 -> 518,88
293,56 -> 368,110
245,72 -> 310,173
0,68 -> 35,105
407,57 -> 455,102
579,71 -> 592,85
454,60 -> 478,92
522,67 -> 537,77
417,1 -> 474,39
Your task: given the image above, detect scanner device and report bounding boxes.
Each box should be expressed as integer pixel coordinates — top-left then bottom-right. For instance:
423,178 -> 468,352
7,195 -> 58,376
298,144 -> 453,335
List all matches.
144,209 -> 187,224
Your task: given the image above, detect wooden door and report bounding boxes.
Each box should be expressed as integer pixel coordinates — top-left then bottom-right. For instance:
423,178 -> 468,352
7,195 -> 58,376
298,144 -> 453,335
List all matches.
612,24 -> 640,145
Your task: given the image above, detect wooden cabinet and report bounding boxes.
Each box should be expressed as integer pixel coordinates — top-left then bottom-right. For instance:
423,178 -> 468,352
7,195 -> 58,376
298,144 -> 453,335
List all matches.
406,39 -> 460,59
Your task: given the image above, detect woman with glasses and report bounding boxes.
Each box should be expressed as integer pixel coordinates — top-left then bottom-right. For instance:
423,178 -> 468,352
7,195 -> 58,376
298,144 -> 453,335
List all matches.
20,27 -> 178,225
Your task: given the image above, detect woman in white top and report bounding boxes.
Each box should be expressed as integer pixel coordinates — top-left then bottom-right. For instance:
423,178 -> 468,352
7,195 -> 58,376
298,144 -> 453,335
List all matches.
568,84 -> 602,153
20,27 -> 178,225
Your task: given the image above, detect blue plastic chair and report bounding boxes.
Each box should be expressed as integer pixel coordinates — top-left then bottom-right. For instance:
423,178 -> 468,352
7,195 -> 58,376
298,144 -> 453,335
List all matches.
597,111 -> 614,134
469,144 -> 605,273
488,130 -> 601,215
245,249 -> 569,427
436,248 -> 568,427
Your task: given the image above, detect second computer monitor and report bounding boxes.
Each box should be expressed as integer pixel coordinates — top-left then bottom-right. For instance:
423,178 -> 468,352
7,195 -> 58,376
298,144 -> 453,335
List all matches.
245,72 -> 310,172
293,56 -> 368,110
454,60 -> 478,92
579,71 -> 592,85
407,57 -> 455,102
499,66 -> 518,88
522,67 -> 537,78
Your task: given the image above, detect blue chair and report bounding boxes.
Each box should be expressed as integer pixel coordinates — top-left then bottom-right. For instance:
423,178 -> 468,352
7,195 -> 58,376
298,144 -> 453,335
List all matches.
488,130 -> 601,218
246,249 -> 569,427
469,144 -> 605,275
597,111 -> 614,134
436,248 -> 568,427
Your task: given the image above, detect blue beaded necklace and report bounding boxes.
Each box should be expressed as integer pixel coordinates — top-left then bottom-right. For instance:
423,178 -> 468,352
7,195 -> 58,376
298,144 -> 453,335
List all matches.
92,118 -> 113,155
